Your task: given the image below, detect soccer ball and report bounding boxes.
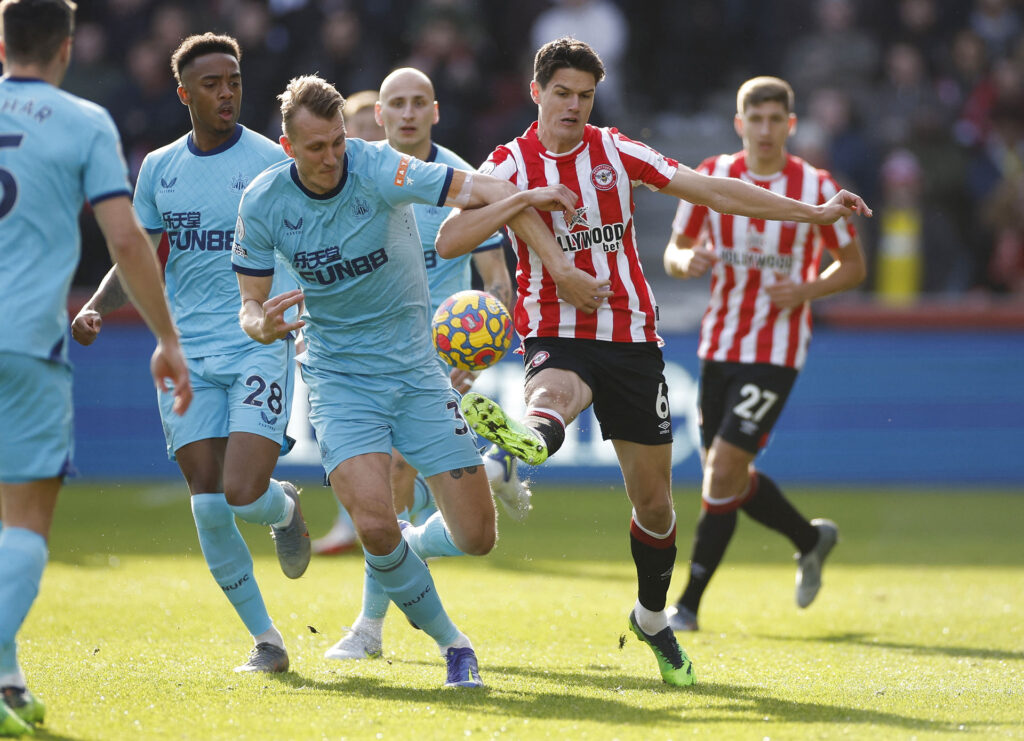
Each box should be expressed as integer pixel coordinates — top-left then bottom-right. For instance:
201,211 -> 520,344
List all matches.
431,290 -> 513,371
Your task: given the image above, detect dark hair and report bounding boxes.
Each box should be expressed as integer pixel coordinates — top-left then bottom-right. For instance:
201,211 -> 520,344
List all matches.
0,0 -> 75,66
533,36 -> 605,89
170,32 -> 241,85
278,74 -> 345,135
736,76 -> 795,114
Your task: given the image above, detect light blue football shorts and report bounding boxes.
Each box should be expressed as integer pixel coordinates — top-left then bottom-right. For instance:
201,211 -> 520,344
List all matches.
301,362 -> 482,479
0,352 -> 75,482
157,339 -> 295,460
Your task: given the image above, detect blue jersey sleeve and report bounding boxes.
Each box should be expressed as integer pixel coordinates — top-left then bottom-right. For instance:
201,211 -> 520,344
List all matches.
232,187 -> 276,276
376,147 -> 454,209
132,154 -> 163,233
83,109 -> 131,206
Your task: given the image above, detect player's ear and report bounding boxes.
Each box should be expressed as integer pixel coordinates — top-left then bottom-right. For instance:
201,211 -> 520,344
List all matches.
280,134 -> 294,157
374,102 -> 384,127
432,101 -> 439,125
788,113 -> 797,136
733,113 -> 743,138
530,80 -> 540,104
177,85 -> 190,106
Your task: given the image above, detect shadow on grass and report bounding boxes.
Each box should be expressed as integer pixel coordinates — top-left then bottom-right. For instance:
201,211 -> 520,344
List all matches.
765,631 -> 1024,662
260,660 -> 958,733
31,728 -> 81,741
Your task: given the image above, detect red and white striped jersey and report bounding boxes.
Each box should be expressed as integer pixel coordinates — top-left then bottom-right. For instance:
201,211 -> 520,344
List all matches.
479,122 -> 678,343
672,152 -> 856,370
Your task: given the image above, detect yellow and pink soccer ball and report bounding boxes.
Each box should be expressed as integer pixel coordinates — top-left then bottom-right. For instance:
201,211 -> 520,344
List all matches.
431,289 -> 513,371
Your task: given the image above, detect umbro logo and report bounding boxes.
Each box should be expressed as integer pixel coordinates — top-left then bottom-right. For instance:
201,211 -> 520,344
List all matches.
261,411 -> 278,426
284,216 -> 303,232
160,177 -> 177,189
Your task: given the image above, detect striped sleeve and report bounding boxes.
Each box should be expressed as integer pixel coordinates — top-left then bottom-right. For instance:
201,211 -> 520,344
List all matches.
672,157 -> 716,237
611,129 -> 678,189
816,171 -> 856,250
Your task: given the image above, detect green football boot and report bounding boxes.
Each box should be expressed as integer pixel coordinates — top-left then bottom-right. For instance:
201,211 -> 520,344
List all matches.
0,699 -> 32,737
628,610 -> 697,687
460,393 -> 548,466
1,687 -> 43,727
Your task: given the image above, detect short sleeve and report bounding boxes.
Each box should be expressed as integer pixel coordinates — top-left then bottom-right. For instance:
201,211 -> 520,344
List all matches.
83,110 -> 131,206
132,155 -> 163,233
231,189 -> 276,275
376,147 -> 454,208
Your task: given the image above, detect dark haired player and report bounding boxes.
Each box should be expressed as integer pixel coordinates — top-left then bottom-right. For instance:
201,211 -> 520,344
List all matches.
0,0 -> 190,733
72,33 -> 306,674
438,38 -> 871,687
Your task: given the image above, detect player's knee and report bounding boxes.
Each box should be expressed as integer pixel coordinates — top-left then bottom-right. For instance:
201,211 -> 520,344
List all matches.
357,518 -> 403,556
451,521 -> 496,556
223,478 -> 266,507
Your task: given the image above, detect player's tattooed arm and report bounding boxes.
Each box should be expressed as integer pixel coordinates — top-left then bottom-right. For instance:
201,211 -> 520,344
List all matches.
438,175 -> 612,313
72,233 -> 162,345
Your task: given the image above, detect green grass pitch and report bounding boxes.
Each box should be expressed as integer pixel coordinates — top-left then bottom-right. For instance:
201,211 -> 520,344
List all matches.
16,481 -> 1024,740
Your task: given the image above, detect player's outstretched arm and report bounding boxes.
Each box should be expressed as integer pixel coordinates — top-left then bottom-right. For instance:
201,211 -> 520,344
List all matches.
92,196 -> 191,415
663,231 -> 716,280
237,275 -> 305,345
662,166 -> 873,225
437,174 -> 612,313
71,233 -> 161,346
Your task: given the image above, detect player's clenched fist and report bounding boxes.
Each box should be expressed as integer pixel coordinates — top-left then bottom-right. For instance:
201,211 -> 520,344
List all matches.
71,308 -> 103,346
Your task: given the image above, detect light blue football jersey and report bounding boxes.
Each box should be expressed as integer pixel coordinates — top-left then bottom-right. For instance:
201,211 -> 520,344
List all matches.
133,123 -> 291,357
416,143 -> 503,314
232,138 -> 455,377
0,76 -> 131,363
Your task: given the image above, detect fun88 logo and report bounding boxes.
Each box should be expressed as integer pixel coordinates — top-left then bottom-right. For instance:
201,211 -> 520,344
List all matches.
162,210 -> 234,251
295,246 -> 389,286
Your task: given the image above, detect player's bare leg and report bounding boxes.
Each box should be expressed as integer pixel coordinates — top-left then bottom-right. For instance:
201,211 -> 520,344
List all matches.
330,455 -> 483,687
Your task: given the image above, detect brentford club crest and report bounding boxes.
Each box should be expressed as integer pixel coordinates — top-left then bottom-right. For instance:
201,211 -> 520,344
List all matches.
530,351 -> 550,368
591,164 -> 617,191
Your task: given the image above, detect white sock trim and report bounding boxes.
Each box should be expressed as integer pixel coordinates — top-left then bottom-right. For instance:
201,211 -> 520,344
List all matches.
439,632 -> 473,655
527,407 -> 566,428
633,600 -> 668,635
254,625 -> 285,650
631,508 -> 677,540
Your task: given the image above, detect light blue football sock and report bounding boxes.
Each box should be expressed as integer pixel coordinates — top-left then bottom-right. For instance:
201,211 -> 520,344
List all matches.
408,474 -> 438,525
359,567 -> 391,620
0,527 -> 47,677
229,479 -> 291,527
402,510 -> 465,559
191,494 -> 273,637
363,540 -> 459,647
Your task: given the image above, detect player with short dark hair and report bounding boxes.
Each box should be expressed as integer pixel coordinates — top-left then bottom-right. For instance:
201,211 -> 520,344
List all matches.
232,73 -> 584,688
71,32 -> 308,675
437,38 -> 871,687
0,0 -> 190,733
662,75 -> 866,632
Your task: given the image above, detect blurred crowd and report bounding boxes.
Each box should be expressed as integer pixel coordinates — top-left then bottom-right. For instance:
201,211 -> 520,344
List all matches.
42,0 -> 1024,298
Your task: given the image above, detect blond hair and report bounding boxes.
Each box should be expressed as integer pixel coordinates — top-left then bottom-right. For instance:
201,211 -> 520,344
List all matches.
278,75 -> 344,135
